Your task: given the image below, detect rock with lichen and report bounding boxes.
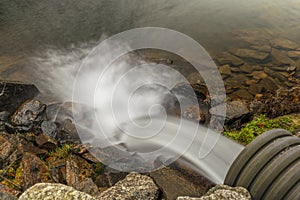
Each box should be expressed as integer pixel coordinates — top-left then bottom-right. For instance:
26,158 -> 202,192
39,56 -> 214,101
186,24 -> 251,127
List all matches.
18,183 -> 96,200
97,173 -> 160,200
177,184 -> 251,200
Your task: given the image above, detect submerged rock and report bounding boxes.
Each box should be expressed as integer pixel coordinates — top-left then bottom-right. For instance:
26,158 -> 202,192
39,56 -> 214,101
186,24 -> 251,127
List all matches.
271,38 -> 300,50
230,48 -> 269,61
250,45 -> 272,53
287,50 -> 300,59
215,52 -> 244,67
0,81 -> 39,116
18,183 -> 95,200
97,173 -> 159,200
271,48 -> 295,65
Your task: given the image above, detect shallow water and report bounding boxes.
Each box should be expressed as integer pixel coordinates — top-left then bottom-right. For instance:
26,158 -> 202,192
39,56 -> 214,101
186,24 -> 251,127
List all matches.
1,0 -> 300,55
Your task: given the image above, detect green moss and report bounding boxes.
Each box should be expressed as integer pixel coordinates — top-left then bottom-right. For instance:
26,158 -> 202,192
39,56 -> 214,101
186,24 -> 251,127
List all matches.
224,114 -> 299,145
93,162 -> 105,175
48,144 -> 72,160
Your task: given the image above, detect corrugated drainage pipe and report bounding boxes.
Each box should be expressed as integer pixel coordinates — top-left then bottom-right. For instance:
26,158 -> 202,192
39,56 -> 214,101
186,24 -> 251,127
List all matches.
224,129 -> 300,200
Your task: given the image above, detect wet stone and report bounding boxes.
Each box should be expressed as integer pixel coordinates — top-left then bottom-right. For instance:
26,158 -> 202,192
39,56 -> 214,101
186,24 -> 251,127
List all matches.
231,89 -> 254,101
249,84 -> 263,96
210,101 -> 250,125
0,81 -> 39,115
245,79 -> 259,85
260,77 -> 279,92
264,66 -> 287,82
240,65 -> 255,74
230,48 -> 269,61
271,38 -> 300,50
250,45 -> 272,53
0,111 -> 9,122
215,52 -> 244,67
271,48 -> 295,65
251,71 -> 268,80
233,29 -> 273,46
219,64 -> 232,75
11,100 -> 46,127
288,50 -> 300,59
41,120 -> 57,138
287,65 -> 297,72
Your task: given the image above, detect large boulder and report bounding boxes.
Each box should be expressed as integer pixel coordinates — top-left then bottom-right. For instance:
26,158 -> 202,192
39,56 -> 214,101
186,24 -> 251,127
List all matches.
177,184 -> 251,200
18,183 -> 96,200
0,81 -> 39,116
97,173 -> 159,200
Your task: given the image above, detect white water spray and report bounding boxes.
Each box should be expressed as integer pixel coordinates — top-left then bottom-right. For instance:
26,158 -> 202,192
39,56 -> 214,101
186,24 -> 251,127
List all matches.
31,28 -> 245,183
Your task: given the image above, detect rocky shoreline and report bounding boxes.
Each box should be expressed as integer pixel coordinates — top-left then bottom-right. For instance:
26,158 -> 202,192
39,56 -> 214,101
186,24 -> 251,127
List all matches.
0,80 -> 299,200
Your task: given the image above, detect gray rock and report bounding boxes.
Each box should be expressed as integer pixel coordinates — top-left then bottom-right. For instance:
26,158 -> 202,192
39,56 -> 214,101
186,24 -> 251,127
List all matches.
230,48 -> 269,61
210,101 -> 250,124
0,111 -> 9,121
11,100 -> 46,126
97,173 -> 159,200
0,192 -> 18,200
18,183 -> 96,200
0,81 -> 39,115
271,38 -> 300,50
41,120 -> 57,138
177,184 -> 251,200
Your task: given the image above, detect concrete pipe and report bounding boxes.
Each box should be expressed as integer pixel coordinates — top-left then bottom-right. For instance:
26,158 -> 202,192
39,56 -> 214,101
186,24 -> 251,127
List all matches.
224,129 -> 300,200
